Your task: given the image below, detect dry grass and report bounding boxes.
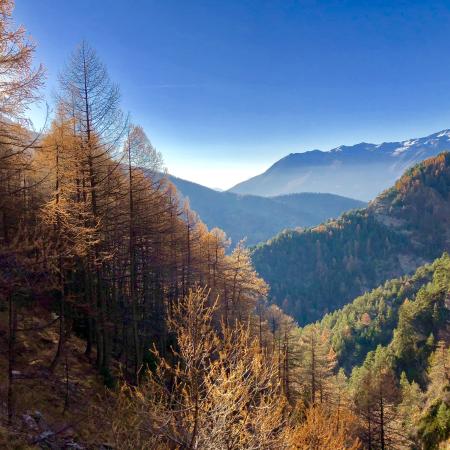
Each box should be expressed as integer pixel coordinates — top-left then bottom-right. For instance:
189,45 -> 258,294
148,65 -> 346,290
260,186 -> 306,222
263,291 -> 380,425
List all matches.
0,306 -> 113,449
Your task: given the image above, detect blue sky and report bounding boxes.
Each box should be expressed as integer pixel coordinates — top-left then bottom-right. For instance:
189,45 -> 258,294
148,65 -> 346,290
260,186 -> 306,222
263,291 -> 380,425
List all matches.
16,0 -> 450,189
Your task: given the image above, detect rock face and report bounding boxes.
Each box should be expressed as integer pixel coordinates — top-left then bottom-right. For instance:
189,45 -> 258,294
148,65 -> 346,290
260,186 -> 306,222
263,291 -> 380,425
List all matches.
230,129 -> 450,200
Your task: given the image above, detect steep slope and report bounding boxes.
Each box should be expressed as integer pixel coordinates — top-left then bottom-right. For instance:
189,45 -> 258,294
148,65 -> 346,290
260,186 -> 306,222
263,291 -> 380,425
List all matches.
230,129 -> 450,200
315,254 -> 450,372
251,152 -> 450,325
341,258 -> 450,448
0,307 -> 112,448
167,174 -> 365,247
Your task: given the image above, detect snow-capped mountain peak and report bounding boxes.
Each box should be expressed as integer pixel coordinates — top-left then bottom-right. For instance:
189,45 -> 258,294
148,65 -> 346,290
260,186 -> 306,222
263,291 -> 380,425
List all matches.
229,129 -> 450,200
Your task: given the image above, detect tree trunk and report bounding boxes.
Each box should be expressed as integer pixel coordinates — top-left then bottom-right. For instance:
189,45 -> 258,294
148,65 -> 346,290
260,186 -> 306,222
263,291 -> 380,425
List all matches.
7,293 -> 16,425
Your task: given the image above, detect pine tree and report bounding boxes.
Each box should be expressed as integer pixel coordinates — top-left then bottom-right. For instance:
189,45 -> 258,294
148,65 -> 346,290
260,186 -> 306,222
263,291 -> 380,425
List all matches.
418,341 -> 450,447
398,371 -> 424,444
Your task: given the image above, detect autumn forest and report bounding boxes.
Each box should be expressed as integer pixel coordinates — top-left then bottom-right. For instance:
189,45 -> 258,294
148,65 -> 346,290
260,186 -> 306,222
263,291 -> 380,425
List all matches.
0,1 -> 449,449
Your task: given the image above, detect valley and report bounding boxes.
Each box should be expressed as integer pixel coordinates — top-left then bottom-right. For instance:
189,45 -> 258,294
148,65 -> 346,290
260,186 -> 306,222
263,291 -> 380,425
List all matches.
168,173 -> 365,246
0,2 -> 449,449
252,153 -> 450,324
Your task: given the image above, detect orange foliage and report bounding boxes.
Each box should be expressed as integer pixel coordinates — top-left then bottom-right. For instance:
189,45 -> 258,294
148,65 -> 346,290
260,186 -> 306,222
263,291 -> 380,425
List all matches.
289,404 -> 361,449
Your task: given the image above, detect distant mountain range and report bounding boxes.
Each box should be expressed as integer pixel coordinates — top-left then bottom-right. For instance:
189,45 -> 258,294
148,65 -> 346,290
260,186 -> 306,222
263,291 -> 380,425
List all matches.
166,174 -> 365,247
251,152 -> 450,325
230,129 -> 450,200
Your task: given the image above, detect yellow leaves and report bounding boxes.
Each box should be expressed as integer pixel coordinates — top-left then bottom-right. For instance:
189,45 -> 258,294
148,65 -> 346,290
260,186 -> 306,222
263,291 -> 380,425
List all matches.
393,152 -> 450,197
312,224 -> 328,233
360,312 -> 371,326
113,288 -> 289,449
289,404 -> 361,449
0,0 -> 44,120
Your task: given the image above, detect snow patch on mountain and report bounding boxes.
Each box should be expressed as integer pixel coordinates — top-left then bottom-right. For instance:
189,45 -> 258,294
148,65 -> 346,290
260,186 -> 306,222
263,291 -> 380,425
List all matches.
393,139 -> 418,156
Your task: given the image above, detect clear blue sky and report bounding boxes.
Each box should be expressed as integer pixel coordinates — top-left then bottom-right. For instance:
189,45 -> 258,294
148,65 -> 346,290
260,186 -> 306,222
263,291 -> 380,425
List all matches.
16,0 -> 450,189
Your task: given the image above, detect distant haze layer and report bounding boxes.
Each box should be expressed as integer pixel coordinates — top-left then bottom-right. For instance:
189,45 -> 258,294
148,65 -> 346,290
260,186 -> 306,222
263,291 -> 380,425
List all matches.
166,174 -> 365,247
230,129 -> 450,200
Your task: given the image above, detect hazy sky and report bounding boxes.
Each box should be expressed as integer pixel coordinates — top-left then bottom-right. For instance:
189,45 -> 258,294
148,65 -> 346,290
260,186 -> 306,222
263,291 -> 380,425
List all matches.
16,0 -> 450,189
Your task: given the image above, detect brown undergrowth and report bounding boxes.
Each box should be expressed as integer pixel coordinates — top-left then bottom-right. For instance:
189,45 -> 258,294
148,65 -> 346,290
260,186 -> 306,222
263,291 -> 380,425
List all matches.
0,306 -> 113,449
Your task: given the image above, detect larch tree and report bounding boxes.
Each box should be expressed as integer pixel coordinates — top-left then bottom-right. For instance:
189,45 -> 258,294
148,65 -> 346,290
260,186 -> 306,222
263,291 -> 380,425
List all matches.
351,347 -> 405,449
123,123 -> 163,383
0,0 -> 44,243
113,287 -> 289,450
0,0 -> 44,424
289,403 -> 360,450
298,324 -> 336,406
57,40 -> 126,372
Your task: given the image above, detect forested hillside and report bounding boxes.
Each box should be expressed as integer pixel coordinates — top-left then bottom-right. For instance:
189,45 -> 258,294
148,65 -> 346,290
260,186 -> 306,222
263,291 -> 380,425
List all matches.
316,253 -> 450,448
269,253 -> 450,448
1,1 -> 448,449
318,256 -> 443,371
168,173 -> 365,247
0,3 -> 361,448
312,253 -> 450,372
252,152 -> 450,324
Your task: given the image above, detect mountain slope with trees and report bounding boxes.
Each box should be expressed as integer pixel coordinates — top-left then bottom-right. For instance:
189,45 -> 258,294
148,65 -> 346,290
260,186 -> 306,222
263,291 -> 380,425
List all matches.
1,1 -> 448,448
252,152 -> 450,324
315,253 -> 450,372
349,254 -> 450,448
293,253 -> 450,448
0,4 -> 362,448
167,174 -> 365,247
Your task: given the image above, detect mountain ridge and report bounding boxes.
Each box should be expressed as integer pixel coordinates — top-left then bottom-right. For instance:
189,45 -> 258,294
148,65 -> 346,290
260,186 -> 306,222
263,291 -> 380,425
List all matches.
166,173 -> 365,247
230,129 -> 450,200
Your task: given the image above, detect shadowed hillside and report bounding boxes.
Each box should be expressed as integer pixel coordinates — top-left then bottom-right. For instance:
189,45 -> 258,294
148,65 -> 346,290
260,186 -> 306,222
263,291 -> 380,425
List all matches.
167,174 -> 365,247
